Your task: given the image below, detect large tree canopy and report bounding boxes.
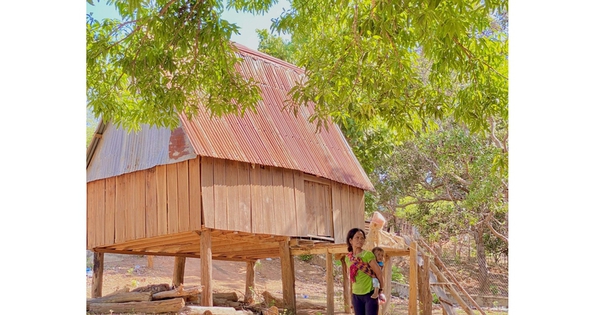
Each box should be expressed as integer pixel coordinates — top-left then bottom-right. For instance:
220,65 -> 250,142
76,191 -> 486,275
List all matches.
87,0 -> 507,134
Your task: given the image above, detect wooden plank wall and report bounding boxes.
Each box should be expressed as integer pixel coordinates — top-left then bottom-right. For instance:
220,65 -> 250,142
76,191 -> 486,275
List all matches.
201,157 -> 300,236
87,157 -> 203,249
331,183 -> 365,244
87,156 -> 365,249
303,180 -> 333,237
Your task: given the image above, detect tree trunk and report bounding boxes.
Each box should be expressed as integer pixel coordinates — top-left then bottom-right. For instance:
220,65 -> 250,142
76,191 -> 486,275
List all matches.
473,226 -> 489,294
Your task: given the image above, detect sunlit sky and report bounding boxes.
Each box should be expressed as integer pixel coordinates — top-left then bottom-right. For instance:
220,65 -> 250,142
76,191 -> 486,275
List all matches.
85,1 -> 291,50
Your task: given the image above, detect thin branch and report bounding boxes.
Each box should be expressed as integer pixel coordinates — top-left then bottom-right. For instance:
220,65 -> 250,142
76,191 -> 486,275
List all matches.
483,212 -> 508,244
397,195 -> 463,208
488,117 -> 505,151
452,36 -> 508,80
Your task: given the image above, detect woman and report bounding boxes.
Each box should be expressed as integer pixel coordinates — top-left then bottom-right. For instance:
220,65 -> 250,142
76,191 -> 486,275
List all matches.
345,228 -> 383,315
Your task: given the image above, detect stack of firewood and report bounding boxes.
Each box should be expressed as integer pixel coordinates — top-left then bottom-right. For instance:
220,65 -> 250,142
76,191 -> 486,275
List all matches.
86,284 -> 253,315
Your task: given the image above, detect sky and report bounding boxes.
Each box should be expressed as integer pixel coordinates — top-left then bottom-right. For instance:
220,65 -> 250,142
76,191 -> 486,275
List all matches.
1,1 -> 600,314
86,0 -> 291,50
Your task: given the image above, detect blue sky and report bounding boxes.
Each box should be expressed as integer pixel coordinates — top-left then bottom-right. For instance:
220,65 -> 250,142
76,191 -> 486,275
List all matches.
86,1 -> 291,50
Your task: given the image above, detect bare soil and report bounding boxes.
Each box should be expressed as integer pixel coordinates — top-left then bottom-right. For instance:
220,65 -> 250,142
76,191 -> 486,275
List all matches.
86,253 -> 417,314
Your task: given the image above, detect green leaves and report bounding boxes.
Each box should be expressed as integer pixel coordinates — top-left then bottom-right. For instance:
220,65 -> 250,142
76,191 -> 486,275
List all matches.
87,0 -> 261,131
269,0 -> 507,137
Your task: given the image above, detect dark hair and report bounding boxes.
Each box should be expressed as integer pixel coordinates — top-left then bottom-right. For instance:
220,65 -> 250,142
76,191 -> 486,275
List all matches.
346,228 -> 366,252
372,246 -> 384,254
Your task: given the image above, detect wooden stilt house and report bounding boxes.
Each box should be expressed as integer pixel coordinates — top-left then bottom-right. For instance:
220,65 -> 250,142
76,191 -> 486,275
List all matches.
86,43 -> 376,313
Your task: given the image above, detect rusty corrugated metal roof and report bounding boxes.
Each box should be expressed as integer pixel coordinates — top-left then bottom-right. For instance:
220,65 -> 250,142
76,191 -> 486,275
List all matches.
87,43 -> 374,191
179,43 -> 374,191
86,122 -> 197,182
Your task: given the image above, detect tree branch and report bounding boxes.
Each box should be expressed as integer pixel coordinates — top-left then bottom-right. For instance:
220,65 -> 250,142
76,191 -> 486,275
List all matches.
483,212 -> 508,244
397,195 -> 463,208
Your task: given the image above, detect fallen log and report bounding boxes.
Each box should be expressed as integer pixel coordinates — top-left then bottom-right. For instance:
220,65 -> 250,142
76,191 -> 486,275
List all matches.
187,292 -> 240,304
212,292 -> 239,301
132,283 -> 171,294
263,306 -> 278,315
179,305 -> 251,315
153,285 -> 201,300
87,297 -> 185,314
86,291 -> 152,304
261,291 -> 283,308
261,291 -> 325,310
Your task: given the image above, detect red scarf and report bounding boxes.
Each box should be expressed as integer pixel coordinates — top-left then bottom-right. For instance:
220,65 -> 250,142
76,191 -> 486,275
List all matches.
347,252 -> 375,283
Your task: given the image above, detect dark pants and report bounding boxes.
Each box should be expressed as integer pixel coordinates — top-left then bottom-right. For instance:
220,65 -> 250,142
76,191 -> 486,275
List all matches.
352,290 -> 379,315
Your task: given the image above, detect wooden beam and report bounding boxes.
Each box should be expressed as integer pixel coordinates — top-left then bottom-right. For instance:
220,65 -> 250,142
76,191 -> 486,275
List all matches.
326,252 -> 334,315
408,241 -> 418,315
279,240 -> 296,313
173,256 -> 186,287
418,255 -> 432,315
381,254 -> 392,315
147,255 -> 154,269
340,255 -> 351,314
92,252 -> 104,298
201,230 -> 213,306
245,261 -> 256,303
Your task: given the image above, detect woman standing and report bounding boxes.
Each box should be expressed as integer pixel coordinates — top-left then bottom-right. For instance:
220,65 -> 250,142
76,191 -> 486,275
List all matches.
345,228 -> 383,315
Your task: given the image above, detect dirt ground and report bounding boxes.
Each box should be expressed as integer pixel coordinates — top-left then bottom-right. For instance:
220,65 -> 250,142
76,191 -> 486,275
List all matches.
86,253 -> 420,314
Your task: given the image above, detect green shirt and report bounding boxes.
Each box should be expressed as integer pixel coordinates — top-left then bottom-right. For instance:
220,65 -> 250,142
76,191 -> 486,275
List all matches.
345,250 -> 376,295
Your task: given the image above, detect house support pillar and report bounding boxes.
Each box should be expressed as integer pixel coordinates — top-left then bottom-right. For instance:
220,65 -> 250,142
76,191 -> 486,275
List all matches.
173,256 -> 186,287
381,254 -> 392,315
418,255 -> 432,315
91,252 -> 104,298
326,252 -> 334,315
409,241 -> 418,315
244,261 -> 256,303
200,230 -> 213,306
279,239 -> 296,313
337,253 -> 351,314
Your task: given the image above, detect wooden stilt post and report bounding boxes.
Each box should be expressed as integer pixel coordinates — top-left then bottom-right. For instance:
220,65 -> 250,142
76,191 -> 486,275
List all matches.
279,239 -> 296,314
381,254 -> 392,315
418,255 -> 432,315
92,252 -> 104,298
326,251 -> 334,315
337,253 -> 351,314
91,252 -> 104,298
173,256 -> 186,287
147,255 -> 154,269
245,261 -> 256,303
200,230 -> 213,306
409,241 -> 418,315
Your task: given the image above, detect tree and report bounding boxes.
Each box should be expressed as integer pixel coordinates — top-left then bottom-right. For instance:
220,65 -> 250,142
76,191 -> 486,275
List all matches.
86,0 -> 267,130
87,0 -> 507,135
368,119 -> 507,291
272,0 -> 508,134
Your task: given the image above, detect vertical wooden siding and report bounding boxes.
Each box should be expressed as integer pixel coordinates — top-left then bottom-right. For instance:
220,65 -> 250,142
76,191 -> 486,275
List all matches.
87,156 -> 365,249
332,183 -> 365,244
202,157 -> 307,236
87,157 -> 203,249
304,180 -> 333,237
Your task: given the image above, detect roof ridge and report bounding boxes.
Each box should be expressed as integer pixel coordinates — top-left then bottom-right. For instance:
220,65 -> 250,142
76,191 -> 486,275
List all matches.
232,42 -> 304,74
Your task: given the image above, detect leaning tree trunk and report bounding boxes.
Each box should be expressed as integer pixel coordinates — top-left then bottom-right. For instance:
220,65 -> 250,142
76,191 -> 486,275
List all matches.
473,226 -> 489,294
